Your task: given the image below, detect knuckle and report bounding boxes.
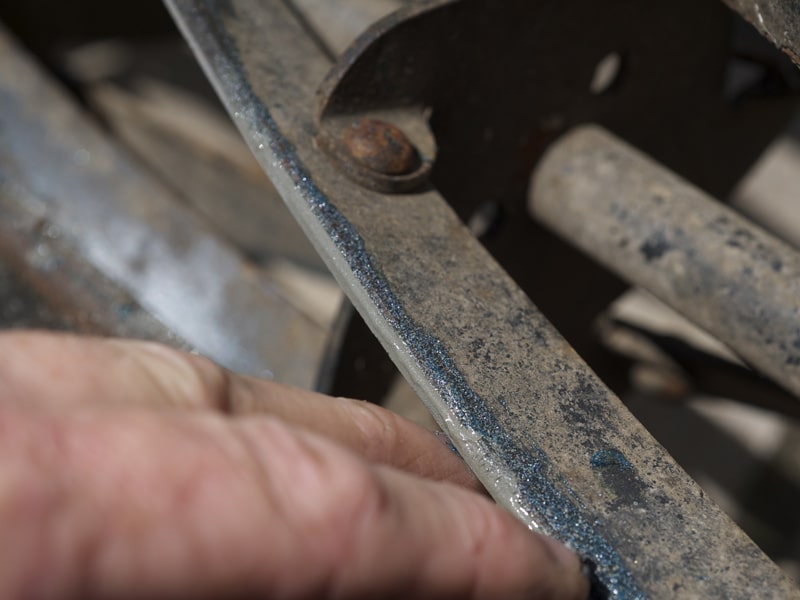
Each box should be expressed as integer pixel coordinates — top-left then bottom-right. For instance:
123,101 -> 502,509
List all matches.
124,342 -> 231,410
347,400 -> 402,453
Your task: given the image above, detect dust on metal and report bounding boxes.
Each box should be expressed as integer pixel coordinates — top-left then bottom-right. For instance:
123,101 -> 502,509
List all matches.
531,125 -> 800,399
342,118 -> 420,175
166,0 -> 800,596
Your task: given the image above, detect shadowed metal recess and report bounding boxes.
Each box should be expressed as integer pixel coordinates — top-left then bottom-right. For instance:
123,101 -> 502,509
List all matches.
165,0 -> 799,597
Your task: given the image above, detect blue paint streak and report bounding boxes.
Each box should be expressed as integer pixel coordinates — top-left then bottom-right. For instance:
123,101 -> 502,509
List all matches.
592,449 -> 634,471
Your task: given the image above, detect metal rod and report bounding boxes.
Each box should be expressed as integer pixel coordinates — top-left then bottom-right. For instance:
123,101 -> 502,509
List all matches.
531,125 -> 800,398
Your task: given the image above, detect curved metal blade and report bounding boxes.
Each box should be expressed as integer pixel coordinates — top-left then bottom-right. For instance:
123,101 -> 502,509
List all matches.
164,1 -> 798,596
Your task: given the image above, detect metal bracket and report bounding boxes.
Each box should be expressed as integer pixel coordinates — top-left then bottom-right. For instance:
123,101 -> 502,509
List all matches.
314,0 -> 798,373
166,1 -> 799,596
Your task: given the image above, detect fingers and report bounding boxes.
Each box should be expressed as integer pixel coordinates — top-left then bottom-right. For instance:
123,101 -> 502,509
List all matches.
0,406 -> 587,599
250,422 -> 588,599
231,376 -> 483,491
0,331 -> 480,490
0,331 -> 227,411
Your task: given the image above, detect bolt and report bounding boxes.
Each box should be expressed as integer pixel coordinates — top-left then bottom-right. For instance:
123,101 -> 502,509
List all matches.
342,118 -> 420,176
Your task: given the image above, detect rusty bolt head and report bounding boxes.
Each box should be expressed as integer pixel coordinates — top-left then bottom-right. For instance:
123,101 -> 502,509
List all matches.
342,118 -> 420,176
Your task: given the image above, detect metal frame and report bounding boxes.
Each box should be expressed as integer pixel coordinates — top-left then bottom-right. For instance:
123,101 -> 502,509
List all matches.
165,1 -> 799,596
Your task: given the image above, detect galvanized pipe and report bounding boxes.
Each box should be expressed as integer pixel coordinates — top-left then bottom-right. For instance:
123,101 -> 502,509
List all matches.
531,125 -> 800,398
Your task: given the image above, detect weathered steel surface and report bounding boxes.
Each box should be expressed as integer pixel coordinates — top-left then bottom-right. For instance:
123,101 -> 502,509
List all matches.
166,0 -> 798,596
0,26 -> 329,386
723,0 -> 800,64
532,125 -> 800,399
313,0 -> 796,380
0,187 -> 187,344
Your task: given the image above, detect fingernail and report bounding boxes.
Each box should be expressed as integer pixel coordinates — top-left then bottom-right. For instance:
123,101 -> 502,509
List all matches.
540,534 -> 583,571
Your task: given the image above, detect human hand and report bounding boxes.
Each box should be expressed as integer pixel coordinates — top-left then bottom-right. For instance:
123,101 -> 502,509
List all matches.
0,331 -> 588,599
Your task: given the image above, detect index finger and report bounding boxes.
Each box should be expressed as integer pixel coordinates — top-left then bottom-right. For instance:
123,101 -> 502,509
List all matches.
0,403 -> 588,599
0,331 -> 481,490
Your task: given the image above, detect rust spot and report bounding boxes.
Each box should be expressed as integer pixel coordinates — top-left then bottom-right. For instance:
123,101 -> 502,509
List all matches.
342,118 -> 419,176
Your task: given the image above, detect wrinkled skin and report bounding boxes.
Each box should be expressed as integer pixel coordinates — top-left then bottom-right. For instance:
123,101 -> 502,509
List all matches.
0,331 -> 588,599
